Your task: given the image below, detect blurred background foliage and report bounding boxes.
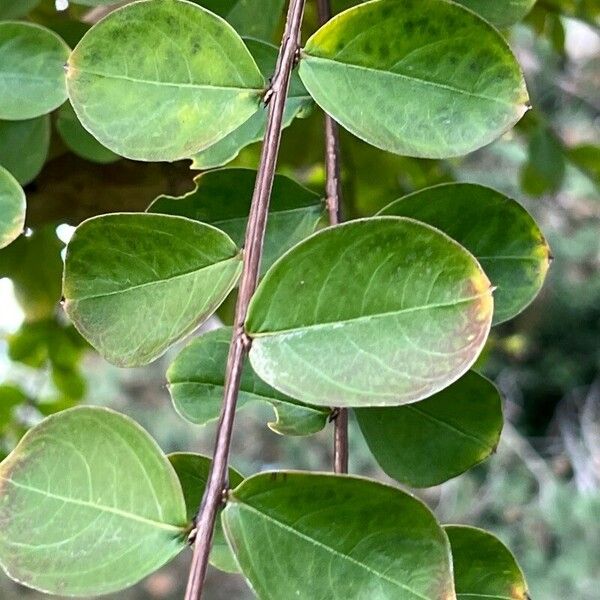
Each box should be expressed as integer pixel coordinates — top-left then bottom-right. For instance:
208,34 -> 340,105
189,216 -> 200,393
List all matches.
0,0 -> 599,598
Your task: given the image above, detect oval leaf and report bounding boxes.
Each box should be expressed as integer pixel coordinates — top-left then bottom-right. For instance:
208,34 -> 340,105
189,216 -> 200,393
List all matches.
63,213 -> 242,367
299,0 -> 529,158
168,328 -> 330,436
149,168 -> 324,273
0,407 -> 188,596
190,39 -> 313,169
56,102 -> 119,164
445,525 -> 528,600
455,0 -> 536,28
356,371 -> 503,487
168,452 -> 243,572
246,217 -> 493,408
378,183 -> 551,324
0,166 -> 25,249
0,116 -> 50,185
223,472 -> 456,600
66,0 -> 264,161
0,22 -> 70,120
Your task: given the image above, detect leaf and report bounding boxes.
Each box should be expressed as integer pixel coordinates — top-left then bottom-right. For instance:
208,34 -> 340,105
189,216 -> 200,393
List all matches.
455,0 -> 537,27
167,328 -> 330,436
378,183 -> 551,324
445,525 -> 528,600
355,371 -> 503,488
568,144 -> 600,186
168,452 -> 243,572
190,38 -> 313,169
0,166 -> 25,249
191,0 -> 286,41
0,384 -> 26,433
0,22 -> 70,120
0,0 -> 41,21
149,168 -> 324,273
299,0 -> 529,158
66,0 -> 264,161
0,406 -> 188,596
246,217 -> 493,408
56,102 -> 119,164
520,126 -> 566,196
0,116 -> 50,185
223,472 -> 456,600
63,213 -> 242,367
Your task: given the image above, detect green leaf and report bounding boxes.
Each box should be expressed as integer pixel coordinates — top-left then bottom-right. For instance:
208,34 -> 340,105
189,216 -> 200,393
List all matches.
149,168 -> 324,273
191,0 -> 286,41
299,0 -> 529,158
246,217 -> 493,408
0,406 -> 188,596
168,452 -> 243,573
63,213 -> 242,367
223,472 -> 456,600
445,525 -> 528,600
0,22 -> 69,120
568,144 -> 600,186
0,384 -> 26,433
190,39 -> 313,169
56,102 -> 119,164
0,0 -> 41,21
355,371 -> 503,487
455,0 -> 537,27
66,0 -> 264,161
0,166 -> 25,249
0,116 -> 50,185
521,126 -> 566,196
378,183 -> 551,324
167,328 -> 330,436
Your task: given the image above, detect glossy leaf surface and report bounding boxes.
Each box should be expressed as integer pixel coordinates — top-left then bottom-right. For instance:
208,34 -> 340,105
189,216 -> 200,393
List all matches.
299,0 -> 529,158
0,166 -> 25,249
379,183 -> 551,324
0,407 -> 187,596
456,0 -> 537,27
63,213 -> 242,367
0,116 -> 50,185
168,328 -> 329,436
168,452 -> 243,572
190,39 -> 312,169
66,0 -> 264,161
446,525 -> 528,600
247,218 -> 493,408
149,168 -> 324,273
223,472 -> 456,600
355,371 -> 503,487
56,103 -> 119,164
0,22 -> 69,120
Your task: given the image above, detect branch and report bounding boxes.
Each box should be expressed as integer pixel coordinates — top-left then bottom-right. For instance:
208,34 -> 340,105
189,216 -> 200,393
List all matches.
316,0 -> 348,475
183,1 -> 307,598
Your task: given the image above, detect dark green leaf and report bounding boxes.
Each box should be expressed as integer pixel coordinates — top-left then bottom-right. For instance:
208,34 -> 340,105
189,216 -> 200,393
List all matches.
521,126 -> 566,196
56,102 -> 119,164
299,0 -> 529,158
167,328 -> 329,436
223,472 -> 456,600
455,0 -> 537,27
0,166 -> 25,249
0,116 -> 50,185
0,407 -> 188,596
66,0 -> 264,161
149,168 -> 324,273
246,218 -> 493,408
0,384 -> 26,433
168,452 -> 243,572
356,371 -> 503,487
0,0 -> 41,19
63,213 -> 242,367
190,39 -> 313,169
568,144 -> 600,185
0,22 -> 69,120
445,525 -> 528,600
378,183 -> 551,324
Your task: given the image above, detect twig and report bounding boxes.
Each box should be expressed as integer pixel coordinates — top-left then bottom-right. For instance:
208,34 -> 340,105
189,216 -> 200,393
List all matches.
183,1 -> 307,597
316,0 -> 348,475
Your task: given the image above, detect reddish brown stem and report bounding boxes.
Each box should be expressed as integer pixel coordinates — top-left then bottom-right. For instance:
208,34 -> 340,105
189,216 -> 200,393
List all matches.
183,1 -> 307,597
316,0 -> 348,475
